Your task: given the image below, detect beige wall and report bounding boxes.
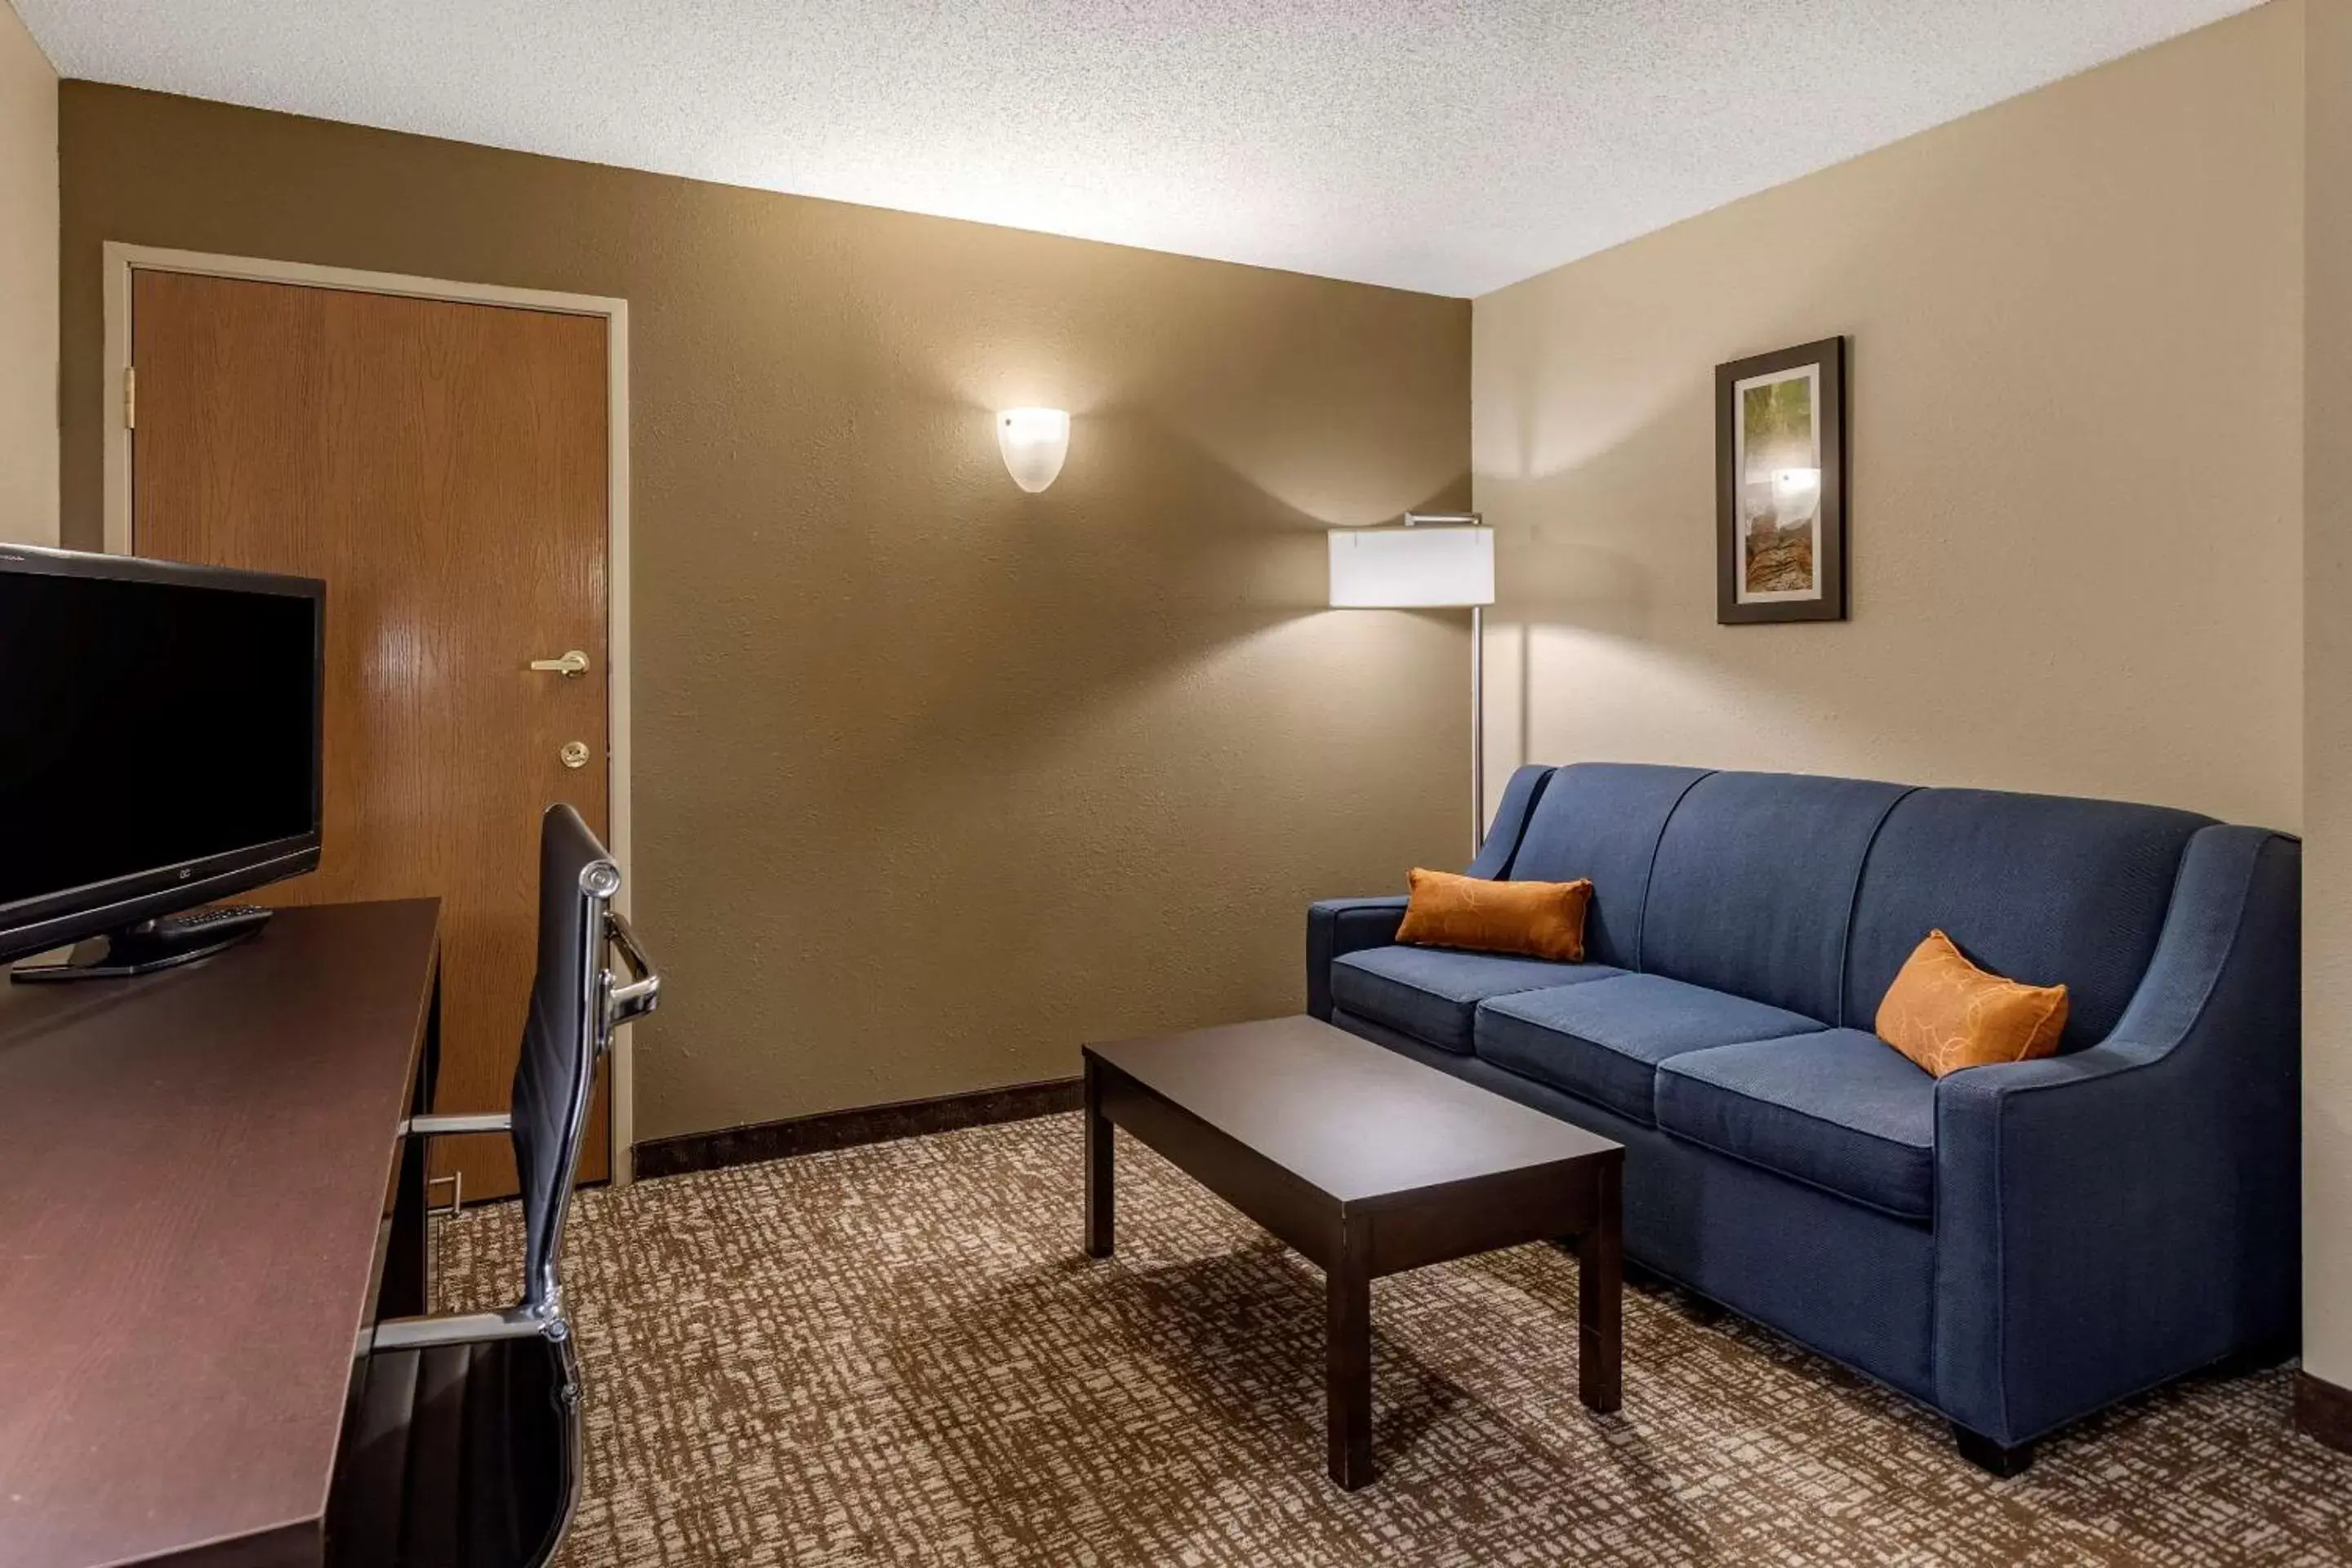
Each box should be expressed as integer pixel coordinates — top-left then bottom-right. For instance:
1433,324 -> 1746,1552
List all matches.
1472,1 -> 2303,832
2305,0 -> 2351,1394
0,0 -> 55,546
57,85 -> 1472,1142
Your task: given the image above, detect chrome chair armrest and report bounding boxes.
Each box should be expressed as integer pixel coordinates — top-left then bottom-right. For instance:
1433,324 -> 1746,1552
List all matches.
367,1304 -> 562,1354
605,907 -> 661,1027
399,1111 -> 513,1138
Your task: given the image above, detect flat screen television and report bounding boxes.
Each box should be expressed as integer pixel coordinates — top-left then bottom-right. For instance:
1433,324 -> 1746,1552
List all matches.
0,543 -> 324,973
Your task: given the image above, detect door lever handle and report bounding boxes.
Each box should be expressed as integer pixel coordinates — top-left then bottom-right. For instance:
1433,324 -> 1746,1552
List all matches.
529,650 -> 590,678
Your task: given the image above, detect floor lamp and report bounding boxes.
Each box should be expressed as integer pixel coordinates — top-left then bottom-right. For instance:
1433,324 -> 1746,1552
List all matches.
1328,512 -> 1498,853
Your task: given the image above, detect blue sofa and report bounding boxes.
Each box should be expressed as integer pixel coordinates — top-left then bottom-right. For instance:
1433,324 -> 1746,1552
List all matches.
1307,763 -> 2300,1472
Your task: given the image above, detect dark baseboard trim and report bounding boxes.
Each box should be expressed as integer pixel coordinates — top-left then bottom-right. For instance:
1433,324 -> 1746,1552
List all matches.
634,1076 -> 1083,1181
2295,1370 -> 2352,1454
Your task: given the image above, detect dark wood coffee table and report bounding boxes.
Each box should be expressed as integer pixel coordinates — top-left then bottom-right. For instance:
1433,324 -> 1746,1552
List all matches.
1081,1013 -> 1624,1490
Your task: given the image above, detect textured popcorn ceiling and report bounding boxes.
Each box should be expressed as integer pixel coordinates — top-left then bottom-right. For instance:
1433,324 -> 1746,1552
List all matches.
20,0 -> 2259,296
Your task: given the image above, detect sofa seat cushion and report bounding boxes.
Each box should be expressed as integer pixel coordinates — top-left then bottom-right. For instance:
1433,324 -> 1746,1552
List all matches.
1474,974 -> 1825,1125
1330,946 -> 1619,1054
1657,1029 -> 1937,1219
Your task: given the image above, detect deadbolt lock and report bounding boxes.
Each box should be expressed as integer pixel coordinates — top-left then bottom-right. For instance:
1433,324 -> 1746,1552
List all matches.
559,741 -> 591,770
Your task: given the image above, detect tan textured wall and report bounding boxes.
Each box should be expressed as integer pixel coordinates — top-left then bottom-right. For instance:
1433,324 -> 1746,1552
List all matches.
1472,2 -> 2303,831
0,0 -> 55,546
2305,0 -> 2351,1392
58,85 -> 1472,1141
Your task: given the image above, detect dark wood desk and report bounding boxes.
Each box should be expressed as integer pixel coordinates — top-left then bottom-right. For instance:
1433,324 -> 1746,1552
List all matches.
0,900 -> 441,1568
1083,1015 -> 1623,1490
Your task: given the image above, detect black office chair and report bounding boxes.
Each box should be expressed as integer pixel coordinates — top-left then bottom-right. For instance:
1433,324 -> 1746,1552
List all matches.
327,804 -> 659,1568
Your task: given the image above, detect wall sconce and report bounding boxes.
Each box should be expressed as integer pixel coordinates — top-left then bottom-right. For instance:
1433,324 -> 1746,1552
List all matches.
997,408 -> 1071,492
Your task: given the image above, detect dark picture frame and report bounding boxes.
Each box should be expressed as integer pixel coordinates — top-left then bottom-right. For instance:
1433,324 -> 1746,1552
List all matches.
1716,336 -> 1846,624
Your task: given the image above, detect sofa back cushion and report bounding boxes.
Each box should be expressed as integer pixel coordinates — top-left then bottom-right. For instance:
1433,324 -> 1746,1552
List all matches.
1505,762 -> 1710,969
1640,771 -> 1912,1022
1842,788 -> 2212,1049
1466,764 -> 1557,879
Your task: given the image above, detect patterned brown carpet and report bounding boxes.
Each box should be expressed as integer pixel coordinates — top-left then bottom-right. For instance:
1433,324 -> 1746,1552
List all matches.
434,1115 -> 2352,1566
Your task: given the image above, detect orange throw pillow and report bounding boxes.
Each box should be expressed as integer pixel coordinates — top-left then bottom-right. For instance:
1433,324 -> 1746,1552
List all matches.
1396,867 -> 1592,964
1874,929 -> 2069,1077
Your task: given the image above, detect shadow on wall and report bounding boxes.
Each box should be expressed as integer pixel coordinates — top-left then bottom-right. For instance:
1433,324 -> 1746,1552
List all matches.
1468,110 -> 1924,737
670,392 -> 1466,831
1475,374 -> 1843,795
1471,0 -> 2305,835
924,291 -> 1459,533
1469,219 -> 1862,797
639,384 -> 1470,1134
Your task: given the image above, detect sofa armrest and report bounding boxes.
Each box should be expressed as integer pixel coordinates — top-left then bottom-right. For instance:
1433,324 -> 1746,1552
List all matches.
1306,764 -> 1557,1021
1465,764 -> 1557,878
1307,897 -> 1410,1021
1931,826 -> 2301,1445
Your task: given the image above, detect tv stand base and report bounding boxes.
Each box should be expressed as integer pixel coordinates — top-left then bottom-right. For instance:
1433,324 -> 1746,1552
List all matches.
11,907 -> 273,982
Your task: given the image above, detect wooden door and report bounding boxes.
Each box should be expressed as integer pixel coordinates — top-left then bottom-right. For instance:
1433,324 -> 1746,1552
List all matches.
131,270 -> 612,1198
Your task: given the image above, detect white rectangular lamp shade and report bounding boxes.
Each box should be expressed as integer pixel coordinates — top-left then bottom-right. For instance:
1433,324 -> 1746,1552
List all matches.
1328,526 -> 1495,608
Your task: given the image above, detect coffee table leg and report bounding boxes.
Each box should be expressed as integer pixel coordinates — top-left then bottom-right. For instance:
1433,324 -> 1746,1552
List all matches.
1085,1055 -> 1113,1258
1327,1218 -> 1374,1490
1578,1158 -> 1623,1414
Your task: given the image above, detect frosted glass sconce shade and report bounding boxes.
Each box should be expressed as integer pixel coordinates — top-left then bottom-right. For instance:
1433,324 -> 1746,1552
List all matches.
997,408 -> 1071,492
1327,523 -> 1495,608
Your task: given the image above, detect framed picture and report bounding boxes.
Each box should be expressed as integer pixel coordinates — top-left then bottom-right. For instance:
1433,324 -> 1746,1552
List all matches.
1716,336 -> 1846,624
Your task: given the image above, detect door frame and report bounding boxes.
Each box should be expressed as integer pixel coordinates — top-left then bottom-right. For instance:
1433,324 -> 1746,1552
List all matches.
100,242 -> 641,1188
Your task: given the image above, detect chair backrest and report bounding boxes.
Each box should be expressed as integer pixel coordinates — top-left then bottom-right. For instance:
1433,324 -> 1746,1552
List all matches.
510,803 -> 623,1320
